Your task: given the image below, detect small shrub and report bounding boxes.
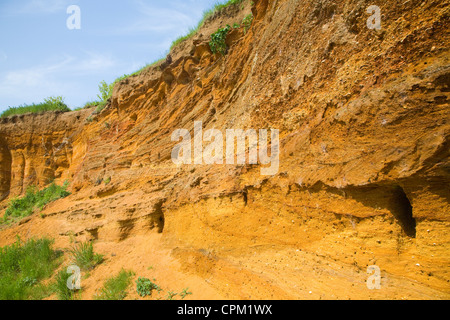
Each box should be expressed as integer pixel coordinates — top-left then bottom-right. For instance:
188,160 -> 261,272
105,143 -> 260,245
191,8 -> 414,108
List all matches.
136,277 -> 161,298
69,242 -> 103,271
242,13 -> 253,34
209,25 -> 232,55
95,269 -> 135,300
97,81 -> 113,102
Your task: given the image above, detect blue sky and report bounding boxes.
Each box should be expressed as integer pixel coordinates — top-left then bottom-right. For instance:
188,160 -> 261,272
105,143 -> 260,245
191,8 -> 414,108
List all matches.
0,0 -> 219,112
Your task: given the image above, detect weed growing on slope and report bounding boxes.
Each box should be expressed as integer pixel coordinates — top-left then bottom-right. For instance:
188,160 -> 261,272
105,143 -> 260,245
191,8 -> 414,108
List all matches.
94,269 -> 135,300
0,237 -> 62,300
136,277 -> 161,298
180,288 -> 193,299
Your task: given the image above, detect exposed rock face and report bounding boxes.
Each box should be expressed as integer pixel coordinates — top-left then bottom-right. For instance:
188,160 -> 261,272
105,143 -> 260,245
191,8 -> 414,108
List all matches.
0,110 -> 91,200
0,0 -> 449,299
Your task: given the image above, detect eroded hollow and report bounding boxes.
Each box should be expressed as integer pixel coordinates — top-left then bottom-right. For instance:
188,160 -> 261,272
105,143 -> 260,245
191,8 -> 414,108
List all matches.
154,200 -> 165,233
0,138 -> 12,201
390,186 -> 416,238
310,182 -> 418,238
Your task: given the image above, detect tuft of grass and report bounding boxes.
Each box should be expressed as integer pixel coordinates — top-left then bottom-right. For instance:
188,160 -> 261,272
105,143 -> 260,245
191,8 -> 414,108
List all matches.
0,237 -> 62,300
69,242 -> 103,271
1,96 -> 70,118
2,181 -> 70,225
53,268 -> 80,300
94,269 -> 135,300
83,100 -> 104,109
136,277 -> 161,298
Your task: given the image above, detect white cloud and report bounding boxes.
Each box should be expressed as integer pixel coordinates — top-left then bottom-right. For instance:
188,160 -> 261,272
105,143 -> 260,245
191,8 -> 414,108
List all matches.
2,52 -> 116,84
112,0 -> 199,35
0,52 -> 119,109
2,56 -> 73,87
0,0 -> 74,16
72,51 -> 117,74
20,0 -> 71,14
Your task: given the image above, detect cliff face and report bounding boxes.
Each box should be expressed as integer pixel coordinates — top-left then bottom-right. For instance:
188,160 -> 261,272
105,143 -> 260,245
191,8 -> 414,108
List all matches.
0,110 -> 92,203
0,0 -> 449,300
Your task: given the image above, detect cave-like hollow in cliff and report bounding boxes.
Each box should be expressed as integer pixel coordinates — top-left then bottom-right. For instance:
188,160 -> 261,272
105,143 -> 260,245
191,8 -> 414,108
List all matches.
0,137 -> 12,202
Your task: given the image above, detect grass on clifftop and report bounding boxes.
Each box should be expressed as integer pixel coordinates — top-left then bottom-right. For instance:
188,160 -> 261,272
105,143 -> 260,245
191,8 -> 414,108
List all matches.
2,182 -> 70,225
0,237 -> 62,300
1,96 -> 71,118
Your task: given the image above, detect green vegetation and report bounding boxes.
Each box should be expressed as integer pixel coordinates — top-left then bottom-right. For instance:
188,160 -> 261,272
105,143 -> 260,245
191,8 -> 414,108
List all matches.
208,9 -> 253,56
2,182 -> 70,225
95,269 -> 135,300
136,277 -> 162,297
83,80 -> 113,113
166,291 -> 178,300
83,100 -> 104,110
3,1 -> 251,119
0,237 -> 62,300
53,268 -> 80,300
104,177 -> 111,185
170,0 -> 245,50
180,288 -> 193,299
1,96 -> 71,118
69,241 -> 104,271
83,58 -> 165,113
242,13 -> 254,33
210,25 -> 232,55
